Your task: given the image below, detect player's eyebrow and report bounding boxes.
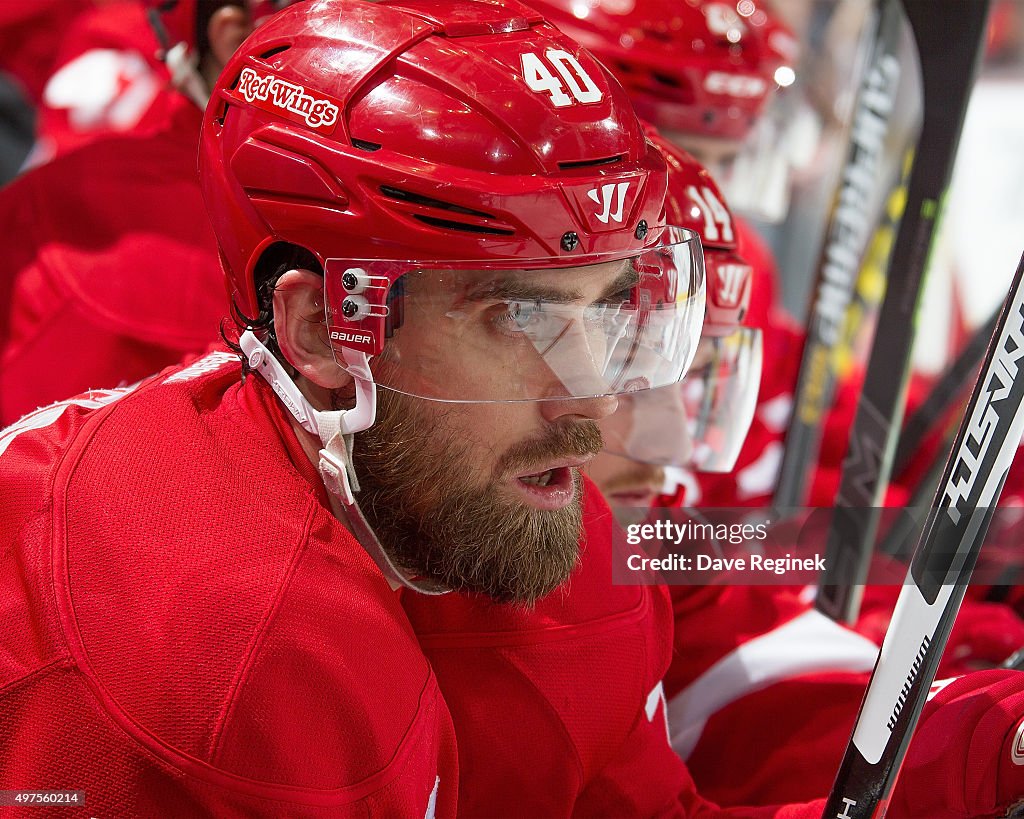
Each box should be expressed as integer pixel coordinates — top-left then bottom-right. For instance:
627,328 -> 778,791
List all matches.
466,279 -> 581,303
465,260 -> 636,304
599,263 -> 639,300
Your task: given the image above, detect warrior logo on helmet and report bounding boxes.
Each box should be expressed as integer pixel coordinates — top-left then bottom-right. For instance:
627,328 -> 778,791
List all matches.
588,182 -> 631,224
716,264 -> 751,308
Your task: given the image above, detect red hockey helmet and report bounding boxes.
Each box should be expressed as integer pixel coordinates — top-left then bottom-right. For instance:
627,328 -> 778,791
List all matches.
649,128 -> 751,336
529,0 -> 795,143
602,128 -> 761,472
201,0 -> 707,404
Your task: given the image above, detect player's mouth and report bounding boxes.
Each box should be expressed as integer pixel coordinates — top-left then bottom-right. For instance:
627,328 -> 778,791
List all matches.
603,466 -> 666,509
607,487 -> 660,506
512,457 -> 591,510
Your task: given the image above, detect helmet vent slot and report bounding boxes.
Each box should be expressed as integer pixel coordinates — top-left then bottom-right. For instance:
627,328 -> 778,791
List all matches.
413,215 -> 515,236
380,186 -> 495,219
557,155 -> 624,170
259,45 -> 291,60
352,138 -> 383,152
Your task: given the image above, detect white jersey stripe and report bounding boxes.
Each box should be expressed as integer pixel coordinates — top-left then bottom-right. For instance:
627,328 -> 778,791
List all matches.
667,609 -> 878,758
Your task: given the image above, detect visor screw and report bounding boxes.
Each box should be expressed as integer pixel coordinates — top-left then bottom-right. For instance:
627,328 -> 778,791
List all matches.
341,267 -> 370,294
561,231 -> 579,252
635,220 -> 648,241
341,298 -> 360,319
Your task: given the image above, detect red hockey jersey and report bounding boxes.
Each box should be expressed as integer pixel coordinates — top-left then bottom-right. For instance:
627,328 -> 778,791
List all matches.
657,218 -> 1024,808
665,584 -> 879,805
0,351 -> 456,817
0,107 -> 224,427
401,480 -> 826,818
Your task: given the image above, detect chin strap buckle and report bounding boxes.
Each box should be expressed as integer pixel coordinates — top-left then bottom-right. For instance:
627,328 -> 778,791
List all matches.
318,432 -> 359,507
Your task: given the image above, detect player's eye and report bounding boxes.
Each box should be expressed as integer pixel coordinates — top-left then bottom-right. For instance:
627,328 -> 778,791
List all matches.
491,300 -> 544,336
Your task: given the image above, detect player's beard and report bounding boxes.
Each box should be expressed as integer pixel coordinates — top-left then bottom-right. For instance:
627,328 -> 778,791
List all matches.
351,386 -> 602,605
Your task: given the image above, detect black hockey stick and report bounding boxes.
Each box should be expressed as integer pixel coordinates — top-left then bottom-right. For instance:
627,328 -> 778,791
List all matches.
815,0 -> 991,625
774,0 -> 910,509
880,310 -> 1003,559
1004,647 -> 1024,672
877,430 -> 949,560
892,308 -> 1000,480
821,249 -> 1024,819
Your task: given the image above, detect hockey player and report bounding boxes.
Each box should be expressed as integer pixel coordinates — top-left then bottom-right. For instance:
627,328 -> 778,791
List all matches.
3,2 -> 1024,817
193,7 -> 1024,818
589,129 -> 761,517
0,0 -> 705,813
582,134 -> 1024,807
0,1 -> 259,426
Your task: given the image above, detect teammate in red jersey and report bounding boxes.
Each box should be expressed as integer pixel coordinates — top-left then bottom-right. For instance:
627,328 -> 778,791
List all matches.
579,132 -> 1024,809
26,0 -> 261,167
575,126 -> 877,808
0,1 -> 257,426
589,128 -> 761,515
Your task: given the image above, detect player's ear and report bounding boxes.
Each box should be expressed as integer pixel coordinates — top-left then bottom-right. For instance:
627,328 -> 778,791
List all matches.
206,3 -> 252,73
273,268 -> 351,390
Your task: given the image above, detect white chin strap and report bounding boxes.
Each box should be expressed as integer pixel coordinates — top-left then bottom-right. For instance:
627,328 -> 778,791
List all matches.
239,330 -> 447,595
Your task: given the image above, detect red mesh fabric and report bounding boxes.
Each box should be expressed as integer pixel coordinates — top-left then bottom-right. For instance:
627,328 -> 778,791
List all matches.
0,355 -> 457,815
403,480 -> 677,815
0,664 -> 449,818
213,504 -> 438,788
66,373 -> 311,759
0,394 -> 112,687
0,512 -> 64,685
0,665 -> 155,818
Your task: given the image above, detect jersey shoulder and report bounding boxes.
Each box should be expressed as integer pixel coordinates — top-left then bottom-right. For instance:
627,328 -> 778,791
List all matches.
1,355 -> 456,811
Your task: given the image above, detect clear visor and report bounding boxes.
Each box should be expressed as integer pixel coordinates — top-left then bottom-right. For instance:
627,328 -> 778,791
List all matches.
324,227 -> 705,402
600,327 -> 762,472
684,327 -> 762,472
